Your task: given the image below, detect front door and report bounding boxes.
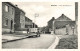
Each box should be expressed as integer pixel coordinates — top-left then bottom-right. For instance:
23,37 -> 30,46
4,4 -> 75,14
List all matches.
11,20 -> 13,30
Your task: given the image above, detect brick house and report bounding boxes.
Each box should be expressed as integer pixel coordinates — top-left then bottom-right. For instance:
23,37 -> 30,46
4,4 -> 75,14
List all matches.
53,14 -> 76,35
47,14 -> 76,35
54,14 -> 72,29
47,17 -> 55,33
14,6 -> 25,31
2,2 -> 15,33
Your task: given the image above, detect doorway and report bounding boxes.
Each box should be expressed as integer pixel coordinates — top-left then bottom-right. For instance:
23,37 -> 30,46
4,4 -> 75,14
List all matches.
11,20 -> 13,30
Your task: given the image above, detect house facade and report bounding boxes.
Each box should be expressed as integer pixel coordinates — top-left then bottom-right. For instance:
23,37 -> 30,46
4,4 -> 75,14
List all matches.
14,6 -> 25,31
53,14 -> 76,35
2,2 -> 15,33
45,17 -> 55,33
25,17 -> 32,28
47,17 -> 55,32
2,2 -> 38,34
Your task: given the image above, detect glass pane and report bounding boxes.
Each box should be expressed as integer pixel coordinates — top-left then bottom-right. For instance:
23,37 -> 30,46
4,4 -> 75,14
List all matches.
5,5 -> 9,12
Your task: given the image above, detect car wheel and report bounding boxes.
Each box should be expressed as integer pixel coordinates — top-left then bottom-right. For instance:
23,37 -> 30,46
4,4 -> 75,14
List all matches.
33,35 -> 37,38
37,35 -> 40,37
39,35 -> 40,37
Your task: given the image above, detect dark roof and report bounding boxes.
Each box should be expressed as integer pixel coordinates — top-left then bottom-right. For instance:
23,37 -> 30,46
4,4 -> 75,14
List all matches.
15,6 -> 25,14
54,21 -> 75,29
32,23 -> 38,28
56,14 -> 72,21
48,17 -> 55,23
3,2 -> 16,8
25,17 -> 32,21
4,2 -> 25,14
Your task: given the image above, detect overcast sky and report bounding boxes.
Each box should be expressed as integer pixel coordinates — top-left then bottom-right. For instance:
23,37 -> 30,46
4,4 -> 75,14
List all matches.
12,2 -> 75,27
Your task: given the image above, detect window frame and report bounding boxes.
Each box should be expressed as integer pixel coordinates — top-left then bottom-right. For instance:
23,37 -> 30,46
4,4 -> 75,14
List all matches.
12,8 -> 14,14
5,5 -> 9,12
4,18 -> 8,26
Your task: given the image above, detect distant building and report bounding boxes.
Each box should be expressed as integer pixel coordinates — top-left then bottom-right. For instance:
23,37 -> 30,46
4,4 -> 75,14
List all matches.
2,2 -> 15,33
32,23 -> 38,28
14,6 -> 25,31
53,14 -> 76,35
54,14 -> 74,29
47,14 -> 76,35
46,17 -> 55,33
48,17 -> 55,31
25,17 -> 32,28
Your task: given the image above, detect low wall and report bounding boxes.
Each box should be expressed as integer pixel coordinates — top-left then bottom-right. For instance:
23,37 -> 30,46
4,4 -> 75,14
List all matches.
67,27 -> 76,35
55,27 -> 76,35
55,28 -> 66,35
2,28 -> 11,34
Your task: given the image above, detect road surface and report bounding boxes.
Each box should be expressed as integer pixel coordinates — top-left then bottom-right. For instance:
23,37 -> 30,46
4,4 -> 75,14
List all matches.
2,34 -> 56,49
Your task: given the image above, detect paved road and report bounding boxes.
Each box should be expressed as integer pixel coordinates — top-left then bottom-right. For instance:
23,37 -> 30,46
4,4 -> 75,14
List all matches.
2,34 -> 56,49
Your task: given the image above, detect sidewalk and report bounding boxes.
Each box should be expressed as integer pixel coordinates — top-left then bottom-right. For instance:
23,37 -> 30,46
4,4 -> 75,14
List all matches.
48,35 -> 60,49
48,35 -> 77,49
2,34 -> 28,43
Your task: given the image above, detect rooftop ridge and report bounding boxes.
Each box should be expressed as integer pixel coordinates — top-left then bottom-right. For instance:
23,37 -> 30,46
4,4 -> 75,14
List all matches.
56,14 -> 72,21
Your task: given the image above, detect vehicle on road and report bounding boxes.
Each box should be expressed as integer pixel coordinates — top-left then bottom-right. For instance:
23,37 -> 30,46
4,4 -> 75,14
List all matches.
15,28 -> 40,38
28,28 -> 40,37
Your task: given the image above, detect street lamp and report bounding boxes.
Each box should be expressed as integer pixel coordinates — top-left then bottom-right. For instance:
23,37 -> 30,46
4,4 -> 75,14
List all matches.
34,13 -> 39,28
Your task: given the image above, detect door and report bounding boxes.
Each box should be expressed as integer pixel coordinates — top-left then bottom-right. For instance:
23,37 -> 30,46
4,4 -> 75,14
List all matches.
11,20 -> 13,30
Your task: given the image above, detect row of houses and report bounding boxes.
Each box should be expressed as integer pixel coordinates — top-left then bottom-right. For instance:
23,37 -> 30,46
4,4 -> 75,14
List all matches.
46,14 -> 76,35
2,2 -> 38,34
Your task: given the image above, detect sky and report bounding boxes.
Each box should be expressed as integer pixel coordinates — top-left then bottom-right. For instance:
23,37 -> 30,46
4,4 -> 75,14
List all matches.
12,2 -> 75,27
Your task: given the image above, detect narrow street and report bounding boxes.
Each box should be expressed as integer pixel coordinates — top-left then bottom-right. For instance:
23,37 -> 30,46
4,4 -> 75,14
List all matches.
2,2 -> 78,49
2,34 -> 56,49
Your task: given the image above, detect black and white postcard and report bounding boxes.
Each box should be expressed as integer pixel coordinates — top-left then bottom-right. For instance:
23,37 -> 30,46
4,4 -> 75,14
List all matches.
1,0 -> 80,51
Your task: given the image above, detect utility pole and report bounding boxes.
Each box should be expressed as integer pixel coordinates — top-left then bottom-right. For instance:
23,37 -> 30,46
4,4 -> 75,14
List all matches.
33,13 -> 39,33
75,2 -> 78,35
34,13 -> 39,28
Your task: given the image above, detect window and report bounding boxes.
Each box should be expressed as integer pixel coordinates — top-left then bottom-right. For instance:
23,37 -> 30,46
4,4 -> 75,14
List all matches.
5,5 -> 9,12
4,19 -> 8,26
12,8 -> 14,14
6,19 -> 8,25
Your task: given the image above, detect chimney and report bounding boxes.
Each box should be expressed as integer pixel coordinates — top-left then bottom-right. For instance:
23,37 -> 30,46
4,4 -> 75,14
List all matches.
15,5 -> 18,7
62,14 -> 64,16
52,17 -> 55,20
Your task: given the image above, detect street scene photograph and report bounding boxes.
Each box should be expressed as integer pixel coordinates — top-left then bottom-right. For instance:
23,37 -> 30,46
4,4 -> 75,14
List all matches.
2,2 -> 78,49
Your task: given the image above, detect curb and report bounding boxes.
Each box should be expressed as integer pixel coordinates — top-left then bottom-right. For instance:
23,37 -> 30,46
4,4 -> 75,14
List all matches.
2,36 -> 28,43
48,36 -> 60,49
